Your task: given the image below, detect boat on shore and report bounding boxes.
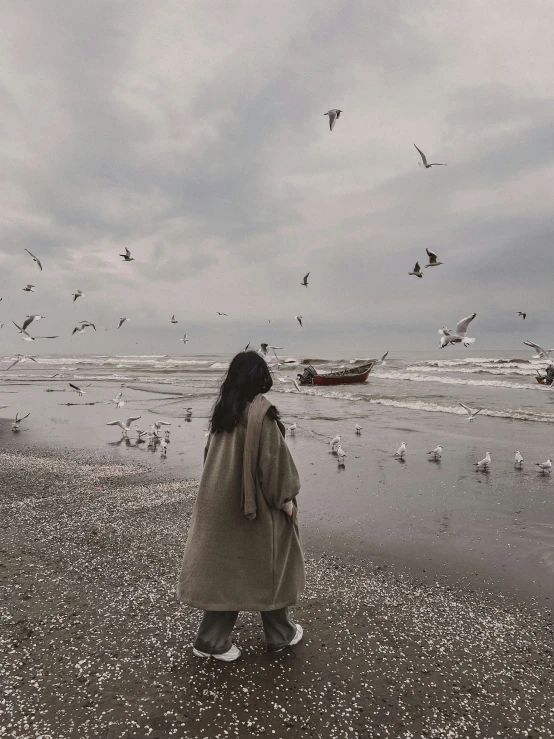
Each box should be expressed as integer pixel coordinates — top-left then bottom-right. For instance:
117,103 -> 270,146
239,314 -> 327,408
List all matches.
297,361 -> 375,386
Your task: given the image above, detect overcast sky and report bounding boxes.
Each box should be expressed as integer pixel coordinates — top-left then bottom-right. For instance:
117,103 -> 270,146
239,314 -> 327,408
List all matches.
1,0 -> 553,357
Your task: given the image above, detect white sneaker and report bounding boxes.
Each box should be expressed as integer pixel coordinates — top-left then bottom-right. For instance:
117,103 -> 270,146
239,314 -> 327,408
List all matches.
272,623 -> 303,652
193,644 -> 241,662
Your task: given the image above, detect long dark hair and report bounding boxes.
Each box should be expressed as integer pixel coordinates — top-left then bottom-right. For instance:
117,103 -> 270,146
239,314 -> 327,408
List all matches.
210,351 -> 280,433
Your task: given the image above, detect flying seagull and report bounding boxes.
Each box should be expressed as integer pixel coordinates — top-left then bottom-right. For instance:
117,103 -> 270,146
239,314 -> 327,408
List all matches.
425,248 -> 443,268
295,315 -> 303,327
22,285 -> 35,292
523,341 -> 552,360
12,412 -> 30,432
244,342 -> 250,351
5,354 -> 38,371
22,315 -> 45,331
79,320 -> 96,330
72,290 -> 84,302
69,383 -> 86,396
217,312 -> 228,316
120,247 -> 134,262
117,318 -> 129,329
182,334 -> 189,344
24,249 -> 42,271
106,415 -> 142,438
414,144 -> 447,168
72,322 -> 95,335
12,321 -> 58,341
517,312 -> 527,320
536,459 -> 552,473
409,262 -> 423,278
169,315 -> 178,323
325,109 -> 342,131
474,452 -> 491,469
376,351 -> 389,365
301,272 -> 310,287
514,451 -> 524,468
438,313 -> 476,348
460,402 -> 483,422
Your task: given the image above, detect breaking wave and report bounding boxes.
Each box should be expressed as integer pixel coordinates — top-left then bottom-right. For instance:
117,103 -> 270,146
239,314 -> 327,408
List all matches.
372,371 -> 540,391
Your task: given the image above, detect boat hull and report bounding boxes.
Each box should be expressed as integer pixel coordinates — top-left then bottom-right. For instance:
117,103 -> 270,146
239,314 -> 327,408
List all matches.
312,369 -> 371,385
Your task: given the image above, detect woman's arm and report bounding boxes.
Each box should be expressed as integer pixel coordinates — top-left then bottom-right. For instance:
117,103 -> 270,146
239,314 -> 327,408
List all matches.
258,415 -> 301,510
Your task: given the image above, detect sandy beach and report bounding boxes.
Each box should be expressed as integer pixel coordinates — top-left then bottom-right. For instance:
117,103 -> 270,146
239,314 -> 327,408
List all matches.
2,427 -> 553,739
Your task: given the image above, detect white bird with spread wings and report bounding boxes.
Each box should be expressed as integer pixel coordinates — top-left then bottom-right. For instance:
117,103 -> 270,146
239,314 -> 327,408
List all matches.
438,313 -> 476,348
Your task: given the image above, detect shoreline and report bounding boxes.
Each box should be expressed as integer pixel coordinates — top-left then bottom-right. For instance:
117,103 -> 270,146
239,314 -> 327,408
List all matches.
1,441 -> 554,738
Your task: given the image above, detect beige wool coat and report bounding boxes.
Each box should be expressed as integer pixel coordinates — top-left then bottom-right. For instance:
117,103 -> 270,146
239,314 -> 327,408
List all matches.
177,405 -> 305,611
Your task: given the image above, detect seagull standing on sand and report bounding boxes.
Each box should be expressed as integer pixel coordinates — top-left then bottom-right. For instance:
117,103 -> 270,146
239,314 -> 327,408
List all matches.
427,445 -> 443,459
409,262 -> 423,278
135,424 -> 147,442
355,423 -> 362,434
460,403 -> 483,422
474,452 -> 491,469
12,412 -> 30,432
295,316 -> 303,327
301,273 -> 310,287
425,248 -> 443,268
337,445 -> 347,465
22,315 -> 45,331
330,435 -> 341,452
288,423 -> 297,435
517,312 -> 527,320
117,318 -> 129,329
72,290 -> 84,302
106,415 -> 142,438
120,247 -> 134,262
24,249 -> 42,270
414,144 -> 447,168
514,451 -> 524,468
169,315 -> 178,323
22,285 -> 35,292
536,459 -> 552,473
325,109 -> 342,131
395,442 -> 407,458
69,383 -> 86,396
523,341 -> 553,360
439,313 -> 477,348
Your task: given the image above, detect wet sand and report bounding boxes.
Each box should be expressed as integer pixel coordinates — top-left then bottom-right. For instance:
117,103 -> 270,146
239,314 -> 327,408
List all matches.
1,434 -> 554,738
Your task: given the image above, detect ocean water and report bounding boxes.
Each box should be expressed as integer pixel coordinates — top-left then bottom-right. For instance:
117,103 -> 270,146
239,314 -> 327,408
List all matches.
2,349 -> 553,425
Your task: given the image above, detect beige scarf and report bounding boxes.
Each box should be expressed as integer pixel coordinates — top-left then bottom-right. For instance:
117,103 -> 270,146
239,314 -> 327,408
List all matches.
241,394 -> 272,520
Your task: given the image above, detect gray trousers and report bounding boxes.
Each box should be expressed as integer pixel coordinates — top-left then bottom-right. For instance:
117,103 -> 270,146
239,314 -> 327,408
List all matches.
194,607 -> 296,654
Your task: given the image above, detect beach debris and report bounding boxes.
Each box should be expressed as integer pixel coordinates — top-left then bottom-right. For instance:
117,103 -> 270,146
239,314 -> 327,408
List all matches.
460,402 -> 483,422
414,143 -> 447,168
394,441 -> 407,459
169,315 -> 178,323
117,317 -> 129,329
536,459 -> 552,473
517,311 -> 527,320
120,247 -> 134,262
300,272 -> 310,287
439,313 -> 476,348
295,315 -> 303,327
22,315 -> 45,331
514,451 -> 524,468
425,248 -> 443,268
288,423 -> 297,435
523,340 -> 552,360
72,290 -> 84,302
325,109 -> 342,131
106,416 -> 142,438
474,452 -> 491,470
355,424 -> 362,434
12,412 -> 30,432
22,284 -> 35,292
409,261 -> 423,278
427,445 -> 442,459
24,248 -> 42,270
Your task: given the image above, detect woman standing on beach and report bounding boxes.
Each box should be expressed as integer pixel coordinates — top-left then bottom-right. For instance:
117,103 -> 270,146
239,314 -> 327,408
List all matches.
177,351 -> 305,662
